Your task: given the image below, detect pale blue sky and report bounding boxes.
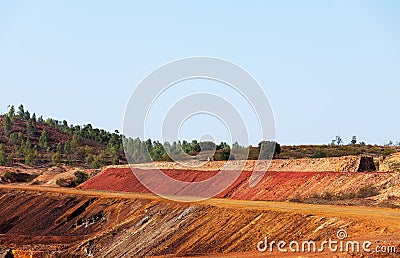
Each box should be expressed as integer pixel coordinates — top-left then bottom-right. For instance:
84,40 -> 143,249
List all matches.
1,1 -> 399,145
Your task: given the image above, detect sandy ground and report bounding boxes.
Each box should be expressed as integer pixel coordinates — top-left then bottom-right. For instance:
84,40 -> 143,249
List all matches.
117,155 -> 369,172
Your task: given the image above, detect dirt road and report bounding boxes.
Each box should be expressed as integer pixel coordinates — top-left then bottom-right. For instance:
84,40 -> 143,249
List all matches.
1,184 -> 400,257
1,184 -> 399,224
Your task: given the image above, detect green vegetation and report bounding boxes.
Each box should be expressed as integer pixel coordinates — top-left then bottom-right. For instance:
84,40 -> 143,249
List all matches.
276,144 -> 399,159
74,171 -> 89,185
0,105 -> 124,168
56,171 -> 89,187
2,114 -> 11,136
0,144 -> 6,166
39,129 -> 50,149
0,171 -> 38,183
1,104 -> 399,168
290,185 -> 380,203
311,150 -> 327,158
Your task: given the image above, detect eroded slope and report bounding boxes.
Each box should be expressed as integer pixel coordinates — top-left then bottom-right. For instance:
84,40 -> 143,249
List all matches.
1,187 -> 399,257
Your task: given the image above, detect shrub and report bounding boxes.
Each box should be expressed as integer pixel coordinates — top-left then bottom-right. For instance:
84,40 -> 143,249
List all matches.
56,178 -> 65,187
0,150 -> 6,166
216,147 -> 231,161
289,193 -> 302,203
320,192 -> 333,200
3,171 -> 14,182
91,156 -> 102,169
74,171 -> 89,185
311,150 -> 327,158
356,185 -> 379,198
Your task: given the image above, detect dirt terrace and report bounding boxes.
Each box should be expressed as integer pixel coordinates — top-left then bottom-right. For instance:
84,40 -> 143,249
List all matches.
78,167 -> 400,205
0,186 -> 400,257
119,155 -> 375,172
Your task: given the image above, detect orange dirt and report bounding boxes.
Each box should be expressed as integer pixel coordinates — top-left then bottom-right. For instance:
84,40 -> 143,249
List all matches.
78,167 -> 400,204
123,155 -> 374,172
0,185 -> 400,257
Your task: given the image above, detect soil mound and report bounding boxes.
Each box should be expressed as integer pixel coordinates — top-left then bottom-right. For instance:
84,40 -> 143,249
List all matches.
121,155 -> 376,172
79,166 -> 399,202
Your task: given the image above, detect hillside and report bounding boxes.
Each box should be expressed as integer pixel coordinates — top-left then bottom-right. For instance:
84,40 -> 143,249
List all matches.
2,105 -> 399,170
0,105 -> 125,169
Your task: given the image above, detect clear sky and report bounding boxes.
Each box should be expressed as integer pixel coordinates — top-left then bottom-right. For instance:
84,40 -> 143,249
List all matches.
1,1 -> 399,145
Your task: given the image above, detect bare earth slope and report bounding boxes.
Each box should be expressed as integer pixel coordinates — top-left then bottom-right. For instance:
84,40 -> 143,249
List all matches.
0,185 -> 399,257
78,167 -> 400,204
123,155 -> 374,172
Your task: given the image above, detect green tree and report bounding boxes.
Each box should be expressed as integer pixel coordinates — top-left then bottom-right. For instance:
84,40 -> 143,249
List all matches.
24,138 -> 31,151
85,153 -> 94,165
8,133 -> 17,145
64,140 -> 71,154
17,132 -> 24,144
52,151 -> 62,164
218,147 -> 232,161
71,134 -> 79,148
151,141 -> 165,161
335,135 -> 343,146
66,155 -> 73,166
37,116 -> 44,123
25,150 -> 37,166
91,155 -> 103,169
0,145 -> 6,165
31,113 -> 37,123
56,143 -> 63,153
191,140 -> 201,153
17,104 -> 25,118
219,142 -> 229,150
8,105 -> 15,119
2,114 -> 11,136
39,129 -> 50,149
181,140 -> 191,154
27,118 -> 35,136
108,145 -> 119,165
24,110 -> 30,120
351,136 -> 357,145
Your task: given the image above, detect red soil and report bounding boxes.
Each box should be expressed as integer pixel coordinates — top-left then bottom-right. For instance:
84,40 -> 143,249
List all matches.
78,167 -> 397,201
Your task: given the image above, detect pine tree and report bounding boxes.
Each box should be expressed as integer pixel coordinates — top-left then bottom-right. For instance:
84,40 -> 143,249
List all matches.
2,115 -> 11,136
0,150 -> 6,166
52,151 -> 62,164
25,149 -> 37,166
27,118 -> 35,136
0,144 -> 6,166
39,129 -> 50,149
64,141 -> 71,154
24,110 -> 30,120
17,104 -> 25,118
8,105 -> 15,119
24,138 -> 31,152
66,155 -> 72,166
